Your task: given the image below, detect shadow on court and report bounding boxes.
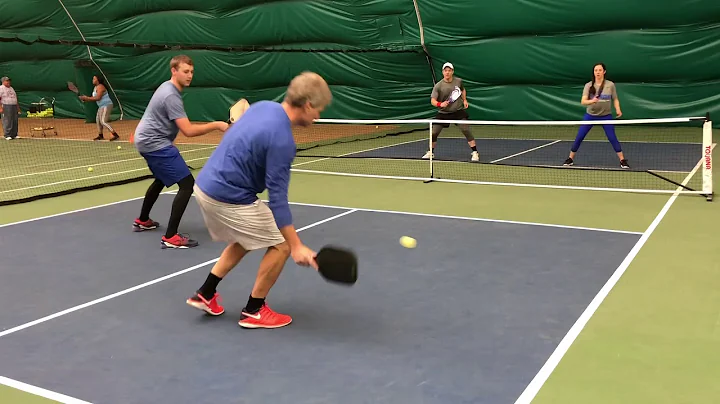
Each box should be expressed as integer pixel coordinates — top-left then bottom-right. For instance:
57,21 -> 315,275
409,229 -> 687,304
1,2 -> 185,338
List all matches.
0,194 -> 640,404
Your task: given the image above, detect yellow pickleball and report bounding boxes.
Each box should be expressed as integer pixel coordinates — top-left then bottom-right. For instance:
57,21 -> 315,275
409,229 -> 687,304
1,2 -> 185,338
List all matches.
399,236 -> 417,249
88,167 -> 94,172
117,145 -> 122,150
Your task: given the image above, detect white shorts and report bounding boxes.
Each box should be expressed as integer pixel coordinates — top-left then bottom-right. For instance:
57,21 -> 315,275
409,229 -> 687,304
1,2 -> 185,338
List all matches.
193,184 -> 285,251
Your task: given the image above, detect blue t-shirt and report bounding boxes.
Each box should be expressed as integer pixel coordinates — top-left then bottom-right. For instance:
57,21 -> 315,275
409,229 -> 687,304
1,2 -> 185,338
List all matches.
134,80 -> 187,153
93,86 -> 112,108
196,101 -> 296,229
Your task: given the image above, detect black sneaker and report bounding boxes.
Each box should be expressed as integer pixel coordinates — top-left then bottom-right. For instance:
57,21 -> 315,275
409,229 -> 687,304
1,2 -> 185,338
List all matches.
620,159 -> 630,169
563,158 -> 574,166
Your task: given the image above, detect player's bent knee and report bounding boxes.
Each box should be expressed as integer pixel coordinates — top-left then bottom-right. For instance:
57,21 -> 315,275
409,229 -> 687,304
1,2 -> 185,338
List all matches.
178,174 -> 195,189
431,127 -> 443,140
230,242 -> 247,254
271,241 -> 291,256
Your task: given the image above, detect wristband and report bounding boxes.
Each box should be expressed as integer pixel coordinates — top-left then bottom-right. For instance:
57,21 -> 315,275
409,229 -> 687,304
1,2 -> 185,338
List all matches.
436,101 -> 442,107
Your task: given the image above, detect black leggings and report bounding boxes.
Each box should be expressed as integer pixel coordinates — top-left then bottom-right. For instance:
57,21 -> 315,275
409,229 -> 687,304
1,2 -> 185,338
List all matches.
139,174 -> 195,238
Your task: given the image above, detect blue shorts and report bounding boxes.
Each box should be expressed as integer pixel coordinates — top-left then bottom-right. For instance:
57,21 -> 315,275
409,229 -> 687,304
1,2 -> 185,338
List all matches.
140,145 -> 192,187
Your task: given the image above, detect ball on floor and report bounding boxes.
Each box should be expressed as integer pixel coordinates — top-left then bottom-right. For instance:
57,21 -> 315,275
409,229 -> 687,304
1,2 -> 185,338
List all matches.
399,236 -> 417,249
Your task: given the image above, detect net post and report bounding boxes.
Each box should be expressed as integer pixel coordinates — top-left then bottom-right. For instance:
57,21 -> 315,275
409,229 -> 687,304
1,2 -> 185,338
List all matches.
424,121 -> 434,183
428,121 -> 433,178
702,117 -> 713,201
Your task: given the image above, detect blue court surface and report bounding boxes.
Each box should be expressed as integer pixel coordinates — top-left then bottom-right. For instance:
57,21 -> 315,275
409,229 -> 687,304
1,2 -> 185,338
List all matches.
349,138 -> 699,172
0,193 -> 642,404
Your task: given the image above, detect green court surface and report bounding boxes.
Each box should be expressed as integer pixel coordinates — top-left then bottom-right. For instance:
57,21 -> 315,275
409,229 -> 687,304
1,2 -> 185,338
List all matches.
1,164 -> 719,403
0,384 -> 56,404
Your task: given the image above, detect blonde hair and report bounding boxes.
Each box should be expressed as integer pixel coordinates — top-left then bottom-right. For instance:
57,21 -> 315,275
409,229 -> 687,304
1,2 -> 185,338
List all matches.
284,71 -> 332,109
170,55 -> 193,70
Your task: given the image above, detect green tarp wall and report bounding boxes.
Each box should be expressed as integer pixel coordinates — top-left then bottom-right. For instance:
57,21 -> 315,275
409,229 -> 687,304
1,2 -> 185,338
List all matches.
1,1 -> 719,126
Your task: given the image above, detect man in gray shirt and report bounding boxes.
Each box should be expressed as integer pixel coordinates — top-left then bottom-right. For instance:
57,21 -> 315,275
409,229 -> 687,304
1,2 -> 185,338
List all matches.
132,55 -> 228,249
0,76 -> 20,140
424,62 -> 478,162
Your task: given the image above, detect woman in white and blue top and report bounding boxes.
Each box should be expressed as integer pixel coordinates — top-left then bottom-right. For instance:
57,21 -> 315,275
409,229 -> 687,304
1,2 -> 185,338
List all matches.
79,75 -> 120,141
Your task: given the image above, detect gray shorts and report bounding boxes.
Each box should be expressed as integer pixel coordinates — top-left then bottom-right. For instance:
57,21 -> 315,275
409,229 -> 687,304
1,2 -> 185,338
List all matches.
193,184 -> 285,251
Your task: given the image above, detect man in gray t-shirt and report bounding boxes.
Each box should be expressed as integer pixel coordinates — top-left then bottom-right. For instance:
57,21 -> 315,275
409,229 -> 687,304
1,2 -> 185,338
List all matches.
424,62 -> 479,162
132,55 -> 228,249
133,80 -> 187,153
431,76 -> 465,115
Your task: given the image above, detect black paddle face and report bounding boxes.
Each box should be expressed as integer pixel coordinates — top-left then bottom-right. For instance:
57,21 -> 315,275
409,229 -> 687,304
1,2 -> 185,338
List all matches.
315,246 -> 358,285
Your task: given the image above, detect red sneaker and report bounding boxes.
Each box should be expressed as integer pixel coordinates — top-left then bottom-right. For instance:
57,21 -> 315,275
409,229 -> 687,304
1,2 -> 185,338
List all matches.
186,292 -> 224,316
133,218 -> 159,232
161,233 -> 199,249
238,303 -> 292,329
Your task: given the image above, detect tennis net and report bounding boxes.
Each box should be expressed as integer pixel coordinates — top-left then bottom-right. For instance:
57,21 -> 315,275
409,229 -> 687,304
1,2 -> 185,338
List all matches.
294,116 -> 714,199
0,114 -> 713,205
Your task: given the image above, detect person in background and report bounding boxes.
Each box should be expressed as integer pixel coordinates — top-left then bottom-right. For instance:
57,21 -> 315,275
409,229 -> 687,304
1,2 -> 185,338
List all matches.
563,62 -> 628,169
0,76 -> 21,140
79,75 -> 120,141
132,55 -> 228,249
424,62 -> 478,162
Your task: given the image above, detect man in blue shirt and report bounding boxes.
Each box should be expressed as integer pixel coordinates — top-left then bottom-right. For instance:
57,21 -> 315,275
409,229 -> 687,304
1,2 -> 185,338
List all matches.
131,55 -> 228,248
186,71 -> 332,329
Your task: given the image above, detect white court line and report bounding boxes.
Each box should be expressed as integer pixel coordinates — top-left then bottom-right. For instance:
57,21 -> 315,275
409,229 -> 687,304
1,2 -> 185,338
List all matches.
512,146 -> 711,404
0,376 -> 92,404
0,167 -> 153,194
292,138 -> 425,168
2,154 -> 143,181
438,136 -> 705,145
19,137 -> 132,144
0,209 -> 356,340
290,167 -> 707,195
158,190 -> 641,236
421,157 -> 695,174
0,146 -> 215,182
10,154 -> 115,171
0,191 -> 178,229
0,186 -> 642,236
1,136 -> 421,192
0,154 -> 211,195
490,140 -> 562,163
272,200 -> 643,236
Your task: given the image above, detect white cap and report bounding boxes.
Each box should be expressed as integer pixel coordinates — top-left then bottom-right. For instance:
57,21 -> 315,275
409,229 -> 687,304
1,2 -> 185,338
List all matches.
442,62 -> 454,70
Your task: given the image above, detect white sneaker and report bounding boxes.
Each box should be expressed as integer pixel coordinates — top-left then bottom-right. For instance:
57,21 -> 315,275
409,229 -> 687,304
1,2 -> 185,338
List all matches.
471,151 -> 479,161
5,137 -> 11,140
422,150 -> 434,159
